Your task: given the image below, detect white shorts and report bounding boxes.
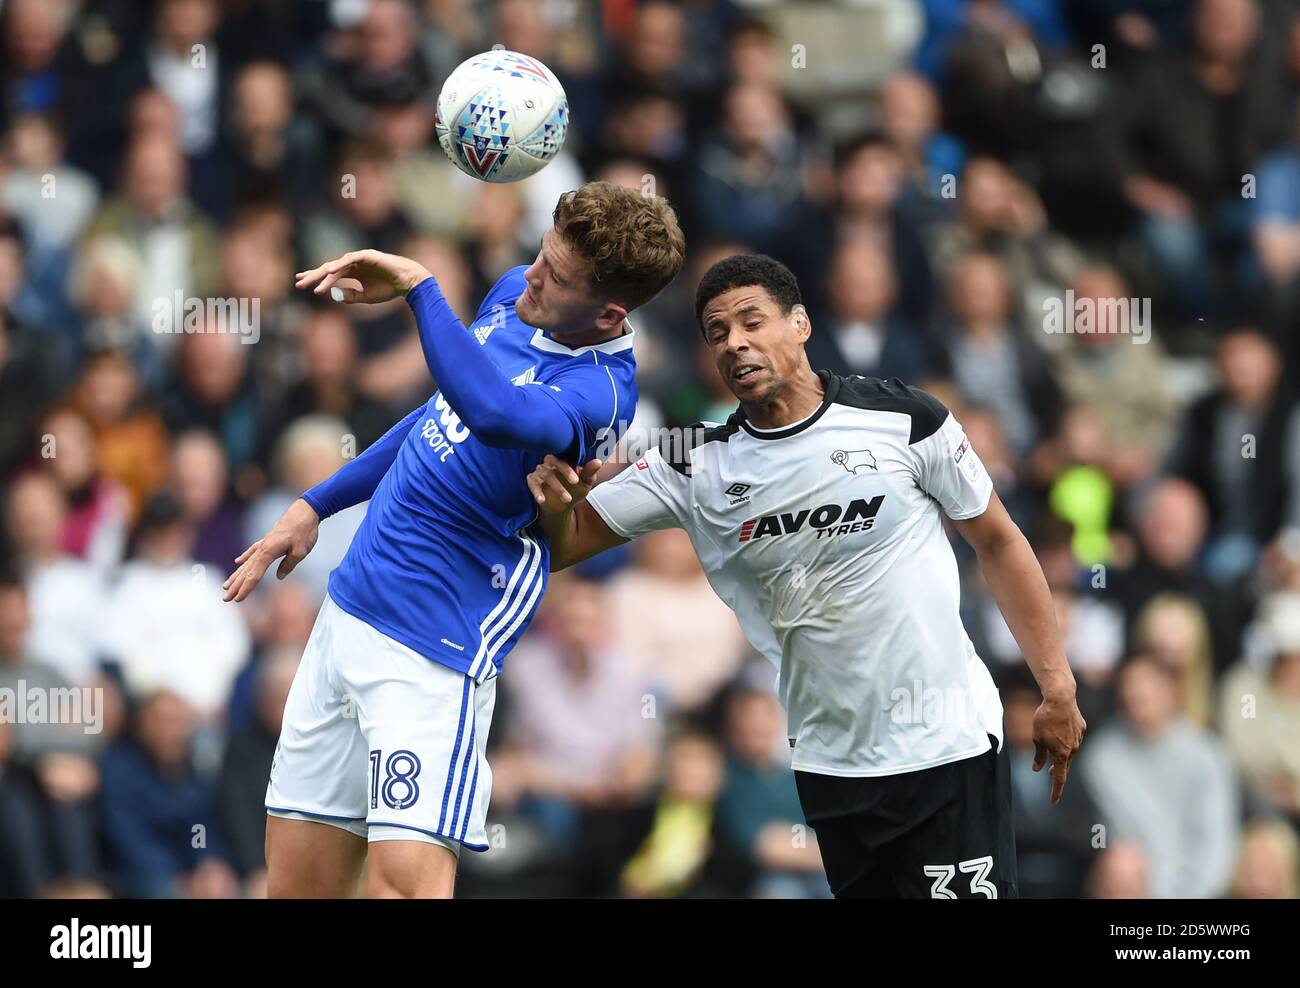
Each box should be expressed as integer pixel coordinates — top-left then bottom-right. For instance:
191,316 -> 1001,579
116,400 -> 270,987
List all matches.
266,595 -> 496,854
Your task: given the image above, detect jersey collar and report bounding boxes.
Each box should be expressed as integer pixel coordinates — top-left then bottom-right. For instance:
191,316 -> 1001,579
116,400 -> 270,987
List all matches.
528,320 -> 636,356
735,368 -> 839,440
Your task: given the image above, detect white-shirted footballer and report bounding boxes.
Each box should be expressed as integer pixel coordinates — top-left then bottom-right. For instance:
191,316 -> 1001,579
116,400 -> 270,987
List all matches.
586,370 -> 1004,777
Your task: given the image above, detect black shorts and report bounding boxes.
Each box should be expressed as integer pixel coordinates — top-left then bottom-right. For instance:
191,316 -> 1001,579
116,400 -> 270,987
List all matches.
795,735 -> 1018,899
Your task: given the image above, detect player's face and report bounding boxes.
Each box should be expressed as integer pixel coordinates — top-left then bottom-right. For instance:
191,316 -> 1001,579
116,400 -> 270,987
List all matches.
517,228 -> 625,338
701,286 -> 811,404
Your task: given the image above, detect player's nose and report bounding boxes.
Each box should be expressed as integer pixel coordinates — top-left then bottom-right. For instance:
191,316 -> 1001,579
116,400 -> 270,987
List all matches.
724,325 -> 750,353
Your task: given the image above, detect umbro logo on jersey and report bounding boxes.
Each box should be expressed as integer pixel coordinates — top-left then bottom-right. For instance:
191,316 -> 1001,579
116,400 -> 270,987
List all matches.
725,482 -> 751,505
738,496 -> 886,543
831,448 -> 877,474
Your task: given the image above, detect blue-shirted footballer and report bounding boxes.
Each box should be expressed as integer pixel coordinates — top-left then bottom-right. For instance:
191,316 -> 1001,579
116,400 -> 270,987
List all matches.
223,184 -> 685,899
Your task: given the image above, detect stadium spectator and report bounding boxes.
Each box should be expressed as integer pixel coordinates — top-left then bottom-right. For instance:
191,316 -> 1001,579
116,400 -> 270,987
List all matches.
1097,0 -> 1289,322
100,688 -> 235,898
218,645 -> 299,898
87,131 -> 222,346
99,491 -> 250,719
1229,818 -> 1299,898
503,572 -> 660,856
1113,477 -> 1251,674
218,221 -> 305,402
607,528 -> 748,714
1001,673 -> 1098,898
717,680 -> 828,899
255,307 -> 393,473
35,405 -> 129,572
244,415 -> 368,604
616,727 -> 749,898
1218,591 -> 1300,825
70,349 -> 170,525
0,303 -> 63,477
689,82 -> 809,248
226,60 -> 324,215
1,112 -> 99,315
940,252 -> 1063,459
1133,594 -> 1216,728
1080,655 -> 1241,898
878,70 -> 966,209
928,156 -> 1087,334
775,135 -> 935,329
4,472 -> 107,686
1052,266 -> 1176,486
162,329 -> 261,475
171,429 -> 243,578
0,569 -> 106,895
296,0 -> 442,147
1086,840 -> 1152,899
1163,328 -> 1300,581
805,238 -> 937,383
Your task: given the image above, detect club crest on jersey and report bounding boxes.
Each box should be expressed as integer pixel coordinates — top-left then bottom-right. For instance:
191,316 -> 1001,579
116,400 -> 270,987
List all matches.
831,448 -> 877,474
738,496 -> 886,543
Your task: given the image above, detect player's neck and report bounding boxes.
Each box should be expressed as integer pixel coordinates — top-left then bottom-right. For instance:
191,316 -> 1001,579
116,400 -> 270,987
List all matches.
742,367 -> 824,430
549,319 -> 627,348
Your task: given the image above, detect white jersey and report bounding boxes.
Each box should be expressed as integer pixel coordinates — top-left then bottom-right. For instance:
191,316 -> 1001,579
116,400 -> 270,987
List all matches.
587,371 -> 1004,777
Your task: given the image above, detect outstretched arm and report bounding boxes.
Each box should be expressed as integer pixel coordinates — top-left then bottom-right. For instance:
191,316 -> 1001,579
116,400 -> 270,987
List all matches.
301,404 -> 422,518
223,404 -> 420,603
294,249 -> 588,456
404,278 -> 583,453
954,492 -> 1087,804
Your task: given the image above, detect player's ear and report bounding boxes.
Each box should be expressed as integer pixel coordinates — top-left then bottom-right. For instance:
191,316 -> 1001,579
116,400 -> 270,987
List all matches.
595,302 -> 628,333
791,304 -> 811,342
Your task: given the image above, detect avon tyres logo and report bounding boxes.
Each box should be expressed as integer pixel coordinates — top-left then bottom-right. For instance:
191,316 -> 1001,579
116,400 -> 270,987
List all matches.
739,496 -> 886,543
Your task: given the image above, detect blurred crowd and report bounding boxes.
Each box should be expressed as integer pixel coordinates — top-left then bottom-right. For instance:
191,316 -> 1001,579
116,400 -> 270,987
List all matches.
0,0 -> 1298,899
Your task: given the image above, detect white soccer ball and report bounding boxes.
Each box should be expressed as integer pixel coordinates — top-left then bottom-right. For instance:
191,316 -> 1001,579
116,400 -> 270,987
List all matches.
435,49 -> 569,183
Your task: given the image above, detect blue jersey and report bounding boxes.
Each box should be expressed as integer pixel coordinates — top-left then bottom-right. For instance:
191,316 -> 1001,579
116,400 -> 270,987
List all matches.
324,267 -> 637,681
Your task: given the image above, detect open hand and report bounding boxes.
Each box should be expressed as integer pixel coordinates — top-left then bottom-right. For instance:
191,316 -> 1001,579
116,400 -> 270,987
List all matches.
526,455 -> 602,514
295,249 -> 432,304
223,498 -> 321,602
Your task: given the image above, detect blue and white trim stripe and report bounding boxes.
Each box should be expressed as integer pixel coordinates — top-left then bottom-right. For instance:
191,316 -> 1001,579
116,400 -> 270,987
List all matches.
437,677 -> 473,835
447,700 -> 477,839
468,530 -> 545,682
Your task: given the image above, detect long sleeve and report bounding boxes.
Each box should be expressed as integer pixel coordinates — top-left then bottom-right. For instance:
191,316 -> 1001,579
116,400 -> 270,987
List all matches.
405,277 -> 585,455
300,404 -> 422,519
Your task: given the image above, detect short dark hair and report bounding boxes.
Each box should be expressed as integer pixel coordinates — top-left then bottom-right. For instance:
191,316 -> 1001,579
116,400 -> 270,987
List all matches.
694,253 -> 801,334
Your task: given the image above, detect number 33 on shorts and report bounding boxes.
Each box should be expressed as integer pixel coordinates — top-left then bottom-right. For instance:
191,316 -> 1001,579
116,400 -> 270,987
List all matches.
923,856 -> 999,898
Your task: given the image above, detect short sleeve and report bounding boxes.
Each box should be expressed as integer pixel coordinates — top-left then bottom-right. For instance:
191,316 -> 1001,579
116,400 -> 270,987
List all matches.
909,411 -> 993,520
586,446 -> 689,539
